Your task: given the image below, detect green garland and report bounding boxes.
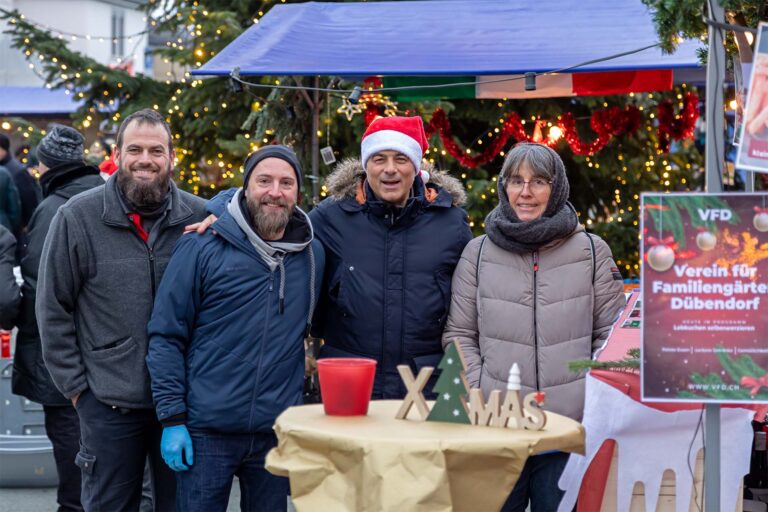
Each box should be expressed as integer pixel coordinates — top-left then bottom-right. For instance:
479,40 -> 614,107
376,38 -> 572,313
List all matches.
568,348 -> 640,373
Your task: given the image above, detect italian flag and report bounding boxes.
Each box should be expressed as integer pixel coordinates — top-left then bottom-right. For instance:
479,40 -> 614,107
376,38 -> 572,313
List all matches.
381,69 -> 676,100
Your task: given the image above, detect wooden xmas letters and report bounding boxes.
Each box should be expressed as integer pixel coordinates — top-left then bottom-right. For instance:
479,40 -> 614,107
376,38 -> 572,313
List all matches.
395,342 -> 547,431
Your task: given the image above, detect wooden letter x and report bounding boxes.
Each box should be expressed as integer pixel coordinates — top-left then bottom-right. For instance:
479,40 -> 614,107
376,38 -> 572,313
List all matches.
395,365 -> 433,420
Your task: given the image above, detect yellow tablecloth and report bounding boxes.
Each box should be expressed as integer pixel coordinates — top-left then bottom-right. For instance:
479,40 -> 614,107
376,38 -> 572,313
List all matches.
266,400 -> 585,512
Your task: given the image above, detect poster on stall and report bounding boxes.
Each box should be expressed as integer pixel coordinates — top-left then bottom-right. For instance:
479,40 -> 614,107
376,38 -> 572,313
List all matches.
641,193 -> 768,403
736,23 -> 768,172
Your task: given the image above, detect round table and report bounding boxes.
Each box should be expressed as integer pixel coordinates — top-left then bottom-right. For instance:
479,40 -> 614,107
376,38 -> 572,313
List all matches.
266,400 -> 584,512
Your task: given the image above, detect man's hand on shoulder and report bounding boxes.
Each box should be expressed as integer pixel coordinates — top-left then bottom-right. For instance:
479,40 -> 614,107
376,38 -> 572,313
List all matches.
184,214 -> 218,235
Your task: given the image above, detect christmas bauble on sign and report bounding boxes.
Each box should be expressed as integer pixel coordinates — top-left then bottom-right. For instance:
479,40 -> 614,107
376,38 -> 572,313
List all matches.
647,244 -> 675,272
696,231 -> 717,251
754,213 -> 768,232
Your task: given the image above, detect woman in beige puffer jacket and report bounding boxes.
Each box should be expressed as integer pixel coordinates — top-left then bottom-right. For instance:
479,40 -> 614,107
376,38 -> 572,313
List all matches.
442,143 -> 625,512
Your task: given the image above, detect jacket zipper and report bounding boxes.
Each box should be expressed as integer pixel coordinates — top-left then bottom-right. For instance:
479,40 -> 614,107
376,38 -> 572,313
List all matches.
148,246 -> 156,298
250,274 -> 273,432
532,250 -> 540,390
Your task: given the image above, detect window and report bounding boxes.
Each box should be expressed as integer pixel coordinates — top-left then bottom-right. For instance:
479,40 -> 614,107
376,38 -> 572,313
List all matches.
111,10 -> 125,57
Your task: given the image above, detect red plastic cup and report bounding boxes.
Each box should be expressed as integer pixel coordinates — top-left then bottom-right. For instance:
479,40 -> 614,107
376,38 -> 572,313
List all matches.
317,358 -> 377,416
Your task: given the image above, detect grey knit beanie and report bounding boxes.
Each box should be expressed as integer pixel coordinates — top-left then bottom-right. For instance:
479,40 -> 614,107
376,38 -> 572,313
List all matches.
243,145 -> 303,191
36,124 -> 85,169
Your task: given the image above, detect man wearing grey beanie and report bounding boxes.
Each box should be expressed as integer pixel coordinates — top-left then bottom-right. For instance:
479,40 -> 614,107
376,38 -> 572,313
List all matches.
11,124 -> 104,512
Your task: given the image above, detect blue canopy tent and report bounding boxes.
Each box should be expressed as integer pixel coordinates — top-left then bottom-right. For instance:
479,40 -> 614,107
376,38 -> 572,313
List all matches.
0,86 -> 81,116
193,0 -> 705,198
194,0 -> 703,84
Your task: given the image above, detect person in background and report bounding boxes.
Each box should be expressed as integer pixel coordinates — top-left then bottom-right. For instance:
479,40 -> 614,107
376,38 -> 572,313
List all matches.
37,109 -> 207,512
0,132 -> 41,261
443,142 -> 625,512
90,137 -> 118,179
0,224 -> 20,329
0,164 -> 21,235
12,125 -> 104,512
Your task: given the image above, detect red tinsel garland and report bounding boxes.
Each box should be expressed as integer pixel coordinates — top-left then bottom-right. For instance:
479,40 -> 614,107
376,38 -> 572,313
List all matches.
419,93 -> 699,167
424,110 -> 559,168
424,104 -> 647,166
657,92 -> 699,153
363,92 -> 700,167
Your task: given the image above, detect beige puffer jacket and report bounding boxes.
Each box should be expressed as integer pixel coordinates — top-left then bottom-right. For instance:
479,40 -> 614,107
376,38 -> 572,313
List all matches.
442,225 -> 626,420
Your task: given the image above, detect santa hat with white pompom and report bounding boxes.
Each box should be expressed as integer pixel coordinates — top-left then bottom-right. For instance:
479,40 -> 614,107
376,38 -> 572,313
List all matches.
360,116 -> 430,183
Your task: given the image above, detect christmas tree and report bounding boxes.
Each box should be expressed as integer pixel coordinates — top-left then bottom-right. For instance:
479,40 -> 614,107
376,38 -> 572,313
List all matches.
426,341 -> 471,424
0,1 -> 714,276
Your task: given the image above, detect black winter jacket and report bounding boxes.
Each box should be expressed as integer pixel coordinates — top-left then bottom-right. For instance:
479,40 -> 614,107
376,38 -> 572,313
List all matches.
0,154 -> 40,229
0,225 -> 20,329
309,160 -> 472,399
12,162 -> 104,405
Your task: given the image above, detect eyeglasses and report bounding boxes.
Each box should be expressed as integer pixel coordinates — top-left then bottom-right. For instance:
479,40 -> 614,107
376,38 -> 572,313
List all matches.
506,177 -> 552,193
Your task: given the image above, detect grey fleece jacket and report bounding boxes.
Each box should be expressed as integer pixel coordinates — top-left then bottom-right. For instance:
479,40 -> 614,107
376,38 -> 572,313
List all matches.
37,177 -> 207,408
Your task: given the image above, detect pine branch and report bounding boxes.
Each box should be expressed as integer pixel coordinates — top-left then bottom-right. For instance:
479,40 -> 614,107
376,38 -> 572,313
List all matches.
0,8 -> 173,128
568,348 -> 640,373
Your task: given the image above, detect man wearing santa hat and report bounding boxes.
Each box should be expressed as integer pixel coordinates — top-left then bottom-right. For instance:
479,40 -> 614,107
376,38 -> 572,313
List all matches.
308,115 -> 472,398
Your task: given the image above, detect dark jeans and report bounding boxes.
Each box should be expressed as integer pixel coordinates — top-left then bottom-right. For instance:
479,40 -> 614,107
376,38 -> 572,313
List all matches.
74,389 -> 175,512
43,404 -> 83,512
176,432 -> 288,512
501,451 -> 570,512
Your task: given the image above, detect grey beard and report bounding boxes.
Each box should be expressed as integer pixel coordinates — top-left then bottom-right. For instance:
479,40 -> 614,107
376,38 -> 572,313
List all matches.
247,197 -> 294,240
117,169 -> 171,207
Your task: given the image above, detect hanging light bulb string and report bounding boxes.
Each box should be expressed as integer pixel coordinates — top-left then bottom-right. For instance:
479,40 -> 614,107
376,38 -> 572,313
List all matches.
228,42 -> 664,97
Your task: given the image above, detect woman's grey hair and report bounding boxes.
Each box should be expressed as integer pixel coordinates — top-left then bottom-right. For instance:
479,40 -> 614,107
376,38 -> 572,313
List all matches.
498,143 -> 560,186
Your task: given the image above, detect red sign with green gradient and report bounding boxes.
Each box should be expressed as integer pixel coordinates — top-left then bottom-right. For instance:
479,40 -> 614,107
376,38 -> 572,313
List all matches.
641,193 -> 768,403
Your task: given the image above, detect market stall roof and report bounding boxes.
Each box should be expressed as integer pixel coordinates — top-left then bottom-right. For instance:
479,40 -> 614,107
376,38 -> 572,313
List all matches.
194,0 -> 704,78
0,86 -> 81,116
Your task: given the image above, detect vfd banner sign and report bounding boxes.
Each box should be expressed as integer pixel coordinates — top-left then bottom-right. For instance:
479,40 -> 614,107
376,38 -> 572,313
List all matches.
641,193 -> 768,403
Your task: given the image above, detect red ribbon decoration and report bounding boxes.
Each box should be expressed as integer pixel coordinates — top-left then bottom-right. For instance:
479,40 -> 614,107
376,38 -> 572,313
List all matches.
741,375 -> 768,397
361,92 -> 700,167
657,92 -> 699,153
754,206 -> 768,214
424,109 -> 559,168
646,236 -> 676,247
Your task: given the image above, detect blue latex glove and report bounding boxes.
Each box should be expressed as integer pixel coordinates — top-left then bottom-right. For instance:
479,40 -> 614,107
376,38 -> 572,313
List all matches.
161,425 -> 193,472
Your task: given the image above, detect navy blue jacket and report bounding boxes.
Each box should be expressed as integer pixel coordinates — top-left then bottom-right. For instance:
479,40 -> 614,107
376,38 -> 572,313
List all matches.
310,160 -> 472,398
147,198 -> 324,433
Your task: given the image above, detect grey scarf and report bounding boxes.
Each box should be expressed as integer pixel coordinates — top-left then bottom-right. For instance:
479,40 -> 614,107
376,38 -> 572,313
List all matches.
484,156 -> 578,253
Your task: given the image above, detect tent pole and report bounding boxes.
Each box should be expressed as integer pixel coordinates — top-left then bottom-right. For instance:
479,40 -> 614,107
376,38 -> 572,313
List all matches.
311,76 -> 321,205
703,3 -> 724,512
705,0 -> 725,194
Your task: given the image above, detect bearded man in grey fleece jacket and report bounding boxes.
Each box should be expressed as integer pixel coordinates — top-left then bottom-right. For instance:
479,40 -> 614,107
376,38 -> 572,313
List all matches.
37,109 -> 207,512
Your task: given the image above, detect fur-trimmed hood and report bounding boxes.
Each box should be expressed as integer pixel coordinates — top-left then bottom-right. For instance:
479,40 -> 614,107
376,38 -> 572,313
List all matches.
325,158 -> 467,206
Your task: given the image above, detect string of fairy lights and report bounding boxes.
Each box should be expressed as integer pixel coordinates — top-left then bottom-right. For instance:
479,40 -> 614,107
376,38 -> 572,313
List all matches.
1,2 -> 720,276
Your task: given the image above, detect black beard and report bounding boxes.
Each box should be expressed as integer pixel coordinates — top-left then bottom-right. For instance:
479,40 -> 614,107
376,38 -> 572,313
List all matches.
116,166 -> 171,207
246,195 -> 294,240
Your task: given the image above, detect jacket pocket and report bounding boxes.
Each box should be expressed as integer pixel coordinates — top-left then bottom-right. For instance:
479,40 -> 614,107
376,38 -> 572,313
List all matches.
328,263 -> 353,317
88,337 -> 135,359
83,337 -> 146,403
433,267 -> 452,325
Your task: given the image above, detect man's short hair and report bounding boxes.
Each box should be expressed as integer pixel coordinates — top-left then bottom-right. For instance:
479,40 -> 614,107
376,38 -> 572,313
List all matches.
115,109 -> 173,152
0,133 -> 9,152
